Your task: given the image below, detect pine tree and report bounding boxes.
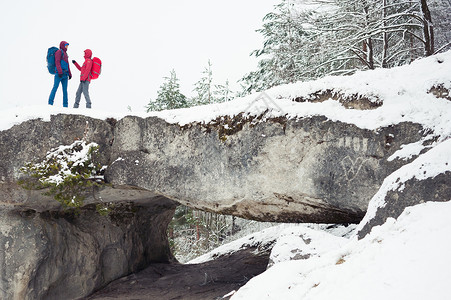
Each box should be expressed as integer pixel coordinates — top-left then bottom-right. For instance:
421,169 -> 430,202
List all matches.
240,0 -> 447,95
214,79 -> 234,103
146,69 -> 187,112
240,0 -> 309,94
192,60 -> 214,105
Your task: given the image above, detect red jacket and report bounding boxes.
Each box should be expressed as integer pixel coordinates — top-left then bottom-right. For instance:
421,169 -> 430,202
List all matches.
74,49 -> 93,82
55,40 -> 72,77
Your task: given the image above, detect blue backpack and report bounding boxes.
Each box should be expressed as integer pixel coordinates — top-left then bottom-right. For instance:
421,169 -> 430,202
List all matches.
47,46 -> 70,75
46,47 -> 58,74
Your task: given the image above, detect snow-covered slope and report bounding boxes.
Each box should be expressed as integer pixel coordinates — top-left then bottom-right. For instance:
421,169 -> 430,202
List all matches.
230,200 -> 451,300
188,134 -> 450,299
188,223 -> 356,265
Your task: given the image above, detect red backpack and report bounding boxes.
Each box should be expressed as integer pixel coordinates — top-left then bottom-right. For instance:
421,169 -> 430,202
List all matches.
91,57 -> 102,79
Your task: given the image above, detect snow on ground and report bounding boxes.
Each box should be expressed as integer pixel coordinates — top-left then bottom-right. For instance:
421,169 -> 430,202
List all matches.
230,200 -> 451,300
2,51 -> 450,167
188,140 -> 451,300
267,226 -> 352,268
189,129 -> 450,299
157,50 -> 451,142
188,224 -> 295,264
188,223 -> 356,265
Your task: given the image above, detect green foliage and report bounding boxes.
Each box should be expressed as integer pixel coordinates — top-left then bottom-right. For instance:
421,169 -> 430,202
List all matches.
146,69 -> 188,112
96,203 -> 114,216
19,140 -> 108,214
146,62 -> 235,112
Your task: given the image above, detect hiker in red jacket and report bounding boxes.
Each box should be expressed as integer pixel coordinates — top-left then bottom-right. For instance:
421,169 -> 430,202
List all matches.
72,49 -> 93,108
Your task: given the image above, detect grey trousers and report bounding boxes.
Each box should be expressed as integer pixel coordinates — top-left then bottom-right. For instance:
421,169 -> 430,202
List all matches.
74,81 -> 92,108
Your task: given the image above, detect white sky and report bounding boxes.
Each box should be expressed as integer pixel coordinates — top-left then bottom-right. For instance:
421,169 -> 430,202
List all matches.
0,0 -> 278,112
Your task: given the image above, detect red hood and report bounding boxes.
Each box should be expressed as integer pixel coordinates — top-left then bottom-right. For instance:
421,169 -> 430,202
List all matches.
84,49 -> 92,59
59,41 -> 69,51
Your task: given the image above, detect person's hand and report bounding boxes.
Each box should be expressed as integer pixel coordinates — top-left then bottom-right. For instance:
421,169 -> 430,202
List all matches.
72,60 -> 76,64
58,73 -> 62,78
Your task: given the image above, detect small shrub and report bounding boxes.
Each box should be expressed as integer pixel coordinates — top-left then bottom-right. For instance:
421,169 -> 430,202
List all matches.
19,140 -> 109,214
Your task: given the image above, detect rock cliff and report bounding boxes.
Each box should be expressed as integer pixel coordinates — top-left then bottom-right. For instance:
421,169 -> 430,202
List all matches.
0,202 -> 175,300
1,113 -> 425,222
106,115 -> 423,223
0,114 -> 177,299
0,108 -> 442,298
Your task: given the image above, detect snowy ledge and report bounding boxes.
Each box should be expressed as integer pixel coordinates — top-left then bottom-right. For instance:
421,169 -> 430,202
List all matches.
1,51 -> 450,164
2,51 -> 450,132
154,51 -> 451,135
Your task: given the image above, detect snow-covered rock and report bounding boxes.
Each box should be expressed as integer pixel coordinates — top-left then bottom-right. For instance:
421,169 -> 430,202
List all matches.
0,50 -> 450,300
188,223 -> 355,267
267,225 -> 354,268
357,138 -> 451,238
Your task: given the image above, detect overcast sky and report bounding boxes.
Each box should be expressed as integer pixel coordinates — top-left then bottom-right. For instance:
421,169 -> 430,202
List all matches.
0,0 -> 279,112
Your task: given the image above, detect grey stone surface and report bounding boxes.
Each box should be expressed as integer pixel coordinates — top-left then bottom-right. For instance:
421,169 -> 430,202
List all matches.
106,116 -> 424,223
357,172 -> 451,239
0,114 -> 113,210
86,247 -> 270,300
0,201 -> 176,300
0,114 -> 113,182
0,114 -> 426,223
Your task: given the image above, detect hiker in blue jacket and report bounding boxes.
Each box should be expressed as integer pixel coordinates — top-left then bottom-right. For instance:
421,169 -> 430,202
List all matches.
48,41 -> 72,107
